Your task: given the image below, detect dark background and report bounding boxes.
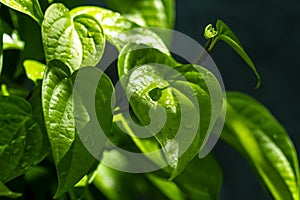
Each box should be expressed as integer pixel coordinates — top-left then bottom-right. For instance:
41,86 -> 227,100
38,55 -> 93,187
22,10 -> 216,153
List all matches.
174,0 -> 300,199
80,0 -> 300,199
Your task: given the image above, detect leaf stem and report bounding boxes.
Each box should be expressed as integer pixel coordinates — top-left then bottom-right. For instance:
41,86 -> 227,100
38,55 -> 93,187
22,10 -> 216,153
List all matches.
194,37 -> 216,65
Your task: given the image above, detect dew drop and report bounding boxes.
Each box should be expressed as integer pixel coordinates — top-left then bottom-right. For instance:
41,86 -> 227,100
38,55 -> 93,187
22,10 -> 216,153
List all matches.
88,32 -> 93,37
90,139 -> 95,147
184,118 -> 195,129
34,152 -> 39,157
12,148 -> 20,154
273,134 -> 278,139
83,136 -> 89,143
21,162 -> 28,168
67,114 -> 72,119
25,145 -> 32,151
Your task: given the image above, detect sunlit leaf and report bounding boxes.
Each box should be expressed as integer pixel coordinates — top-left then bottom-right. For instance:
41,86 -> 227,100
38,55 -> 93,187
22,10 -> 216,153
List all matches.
105,0 -> 175,28
0,0 -> 43,24
222,92 -> 299,200
23,59 -> 45,83
118,44 -> 223,179
42,3 -> 105,71
0,182 -> 22,199
70,6 -> 169,53
42,60 -> 114,197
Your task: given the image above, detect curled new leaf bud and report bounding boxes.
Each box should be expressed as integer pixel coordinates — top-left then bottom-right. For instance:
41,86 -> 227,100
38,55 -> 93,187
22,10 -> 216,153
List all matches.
204,24 -> 218,39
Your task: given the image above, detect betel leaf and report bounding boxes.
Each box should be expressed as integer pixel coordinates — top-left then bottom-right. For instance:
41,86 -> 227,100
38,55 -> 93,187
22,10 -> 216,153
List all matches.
70,6 -> 169,53
216,20 -> 261,88
222,92 -> 299,200
0,182 -> 22,199
146,174 -> 185,200
94,149 -> 174,200
23,59 -> 46,83
0,18 -> 24,51
0,17 -> 3,76
146,155 -> 222,200
3,31 -> 24,50
73,14 -> 105,67
42,60 -> 74,165
42,3 -> 105,71
42,60 -> 114,197
118,43 -> 178,78
0,95 -> 48,183
205,20 -> 261,88
174,155 -> 223,200
105,0 -> 175,28
118,45 -> 223,179
0,0 -> 43,25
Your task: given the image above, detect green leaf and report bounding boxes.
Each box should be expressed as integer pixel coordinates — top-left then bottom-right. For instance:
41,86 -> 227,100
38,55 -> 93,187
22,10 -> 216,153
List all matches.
146,155 -> 222,200
23,59 -> 46,83
0,0 -> 43,25
93,152 -> 174,200
222,92 -> 300,200
73,14 -> 105,67
42,60 -> 74,165
118,45 -> 223,179
103,114 -> 222,200
0,182 -> 22,199
0,17 -> 3,76
3,31 -> 24,50
0,18 -> 24,51
118,43 -> 177,78
51,0 -> 83,9
147,174 -> 185,200
42,60 -> 114,197
70,6 -> 169,53
215,20 -> 260,88
42,3 -> 105,71
53,135 -> 97,198
0,95 -> 49,183
174,155 -> 223,200
105,0 -> 175,28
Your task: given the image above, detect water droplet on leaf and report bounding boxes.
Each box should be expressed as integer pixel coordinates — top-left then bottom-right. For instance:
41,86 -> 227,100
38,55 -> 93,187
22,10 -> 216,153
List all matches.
12,148 -> 20,154
21,162 -> 28,168
90,140 -> 95,147
273,134 -> 278,139
83,136 -> 89,143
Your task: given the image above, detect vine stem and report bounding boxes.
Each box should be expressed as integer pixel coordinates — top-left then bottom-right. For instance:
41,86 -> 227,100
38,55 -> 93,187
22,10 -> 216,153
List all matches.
194,37 -> 217,65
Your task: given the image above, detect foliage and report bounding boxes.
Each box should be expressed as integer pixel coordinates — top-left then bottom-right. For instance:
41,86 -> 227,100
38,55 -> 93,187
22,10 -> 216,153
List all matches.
0,0 -> 298,199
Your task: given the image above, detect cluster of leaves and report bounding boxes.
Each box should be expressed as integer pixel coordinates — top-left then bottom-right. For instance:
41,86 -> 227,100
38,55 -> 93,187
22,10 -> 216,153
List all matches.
0,0 -> 299,200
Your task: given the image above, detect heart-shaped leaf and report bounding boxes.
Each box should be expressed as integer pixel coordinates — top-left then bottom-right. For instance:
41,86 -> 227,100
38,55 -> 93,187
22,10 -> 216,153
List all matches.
118,45 -> 223,178
42,3 -> 105,71
42,60 -> 114,197
0,95 -> 48,183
